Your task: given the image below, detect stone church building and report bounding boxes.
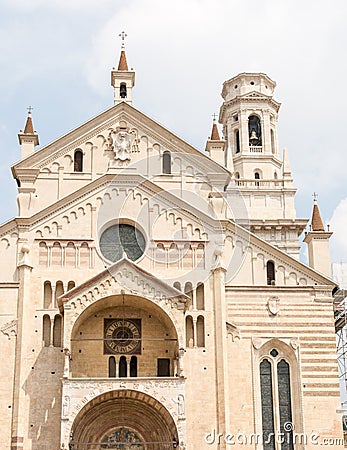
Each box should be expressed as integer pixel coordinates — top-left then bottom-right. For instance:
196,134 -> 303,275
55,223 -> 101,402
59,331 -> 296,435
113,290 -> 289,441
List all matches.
0,43 -> 343,449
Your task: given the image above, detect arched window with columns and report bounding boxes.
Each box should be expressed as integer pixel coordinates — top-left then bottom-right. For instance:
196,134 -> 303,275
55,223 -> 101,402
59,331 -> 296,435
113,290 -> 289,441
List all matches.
256,340 -> 301,450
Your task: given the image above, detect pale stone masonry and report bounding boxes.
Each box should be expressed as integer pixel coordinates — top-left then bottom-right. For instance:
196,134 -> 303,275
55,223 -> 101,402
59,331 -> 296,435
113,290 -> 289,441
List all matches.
0,45 -> 343,449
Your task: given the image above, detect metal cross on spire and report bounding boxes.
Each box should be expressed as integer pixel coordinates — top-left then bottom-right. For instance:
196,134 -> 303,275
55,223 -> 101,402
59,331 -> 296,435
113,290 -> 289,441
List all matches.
313,192 -> 318,203
212,113 -> 217,122
27,106 -> 33,114
119,31 -> 127,50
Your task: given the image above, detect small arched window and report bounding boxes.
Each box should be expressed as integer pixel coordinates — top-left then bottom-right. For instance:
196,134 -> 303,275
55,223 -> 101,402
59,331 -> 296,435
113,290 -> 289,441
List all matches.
184,282 -> 193,309
163,151 -> 171,174
196,283 -> 205,310
197,316 -> 205,347
130,356 -> 138,377
248,115 -> 262,146
43,314 -> 51,347
267,261 -> 275,285
109,356 -> 116,377
186,316 -> 194,348
119,356 -> 127,377
55,281 -> 64,309
74,150 -> 83,172
120,83 -> 127,99
67,280 -> 75,291
53,315 -> 62,347
235,130 -> 240,153
254,172 -> 261,187
173,281 -> 181,291
43,281 -> 52,309
235,172 -> 240,179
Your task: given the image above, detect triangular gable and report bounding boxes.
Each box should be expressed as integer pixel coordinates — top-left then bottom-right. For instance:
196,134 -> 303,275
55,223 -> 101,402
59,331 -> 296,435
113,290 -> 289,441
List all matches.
58,256 -> 189,311
12,102 -> 230,177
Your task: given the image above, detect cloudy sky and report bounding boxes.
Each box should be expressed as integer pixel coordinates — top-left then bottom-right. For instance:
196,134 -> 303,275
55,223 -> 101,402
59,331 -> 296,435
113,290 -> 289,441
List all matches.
0,0 -> 346,266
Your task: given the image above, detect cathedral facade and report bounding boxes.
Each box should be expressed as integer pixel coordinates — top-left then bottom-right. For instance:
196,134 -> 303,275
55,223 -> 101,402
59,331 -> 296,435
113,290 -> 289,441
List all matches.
0,46 -> 343,449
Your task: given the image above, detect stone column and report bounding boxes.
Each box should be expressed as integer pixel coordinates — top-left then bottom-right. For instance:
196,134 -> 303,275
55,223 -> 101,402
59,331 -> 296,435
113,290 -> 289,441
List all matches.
11,259 -> 33,450
50,317 -> 54,347
212,267 -> 230,450
192,318 -> 197,348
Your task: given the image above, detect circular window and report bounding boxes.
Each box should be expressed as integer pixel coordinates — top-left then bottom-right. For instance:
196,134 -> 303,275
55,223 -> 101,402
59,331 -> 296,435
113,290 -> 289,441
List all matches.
100,224 -> 146,263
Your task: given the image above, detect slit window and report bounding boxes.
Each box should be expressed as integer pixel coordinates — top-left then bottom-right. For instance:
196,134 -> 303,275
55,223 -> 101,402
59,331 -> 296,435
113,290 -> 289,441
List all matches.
163,151 -> 171,174
119,356 -> 127,377
109,356 -> 116,377
267,261 -> 275,285
74,150 -> 83,172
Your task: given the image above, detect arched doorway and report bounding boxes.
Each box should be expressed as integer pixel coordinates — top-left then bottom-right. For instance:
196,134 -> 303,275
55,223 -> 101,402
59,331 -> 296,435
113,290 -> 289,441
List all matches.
69,390 -> 179,450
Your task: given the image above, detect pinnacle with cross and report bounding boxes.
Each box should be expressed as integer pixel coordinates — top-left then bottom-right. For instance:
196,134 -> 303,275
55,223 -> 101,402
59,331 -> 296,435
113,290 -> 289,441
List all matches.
27,106 -> 33,115
313,192 -> 318,204
119,31 -> 127,50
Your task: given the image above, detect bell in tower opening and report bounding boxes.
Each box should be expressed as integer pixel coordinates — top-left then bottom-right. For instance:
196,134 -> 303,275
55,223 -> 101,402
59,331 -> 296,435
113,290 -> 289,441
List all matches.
120,83 -> 127,99
248,115 -> 262,146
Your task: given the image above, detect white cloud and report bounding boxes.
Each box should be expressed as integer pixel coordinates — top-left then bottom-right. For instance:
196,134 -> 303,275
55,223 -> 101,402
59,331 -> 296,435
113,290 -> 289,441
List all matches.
329,198 -> 347,263
0,0 -> 346,246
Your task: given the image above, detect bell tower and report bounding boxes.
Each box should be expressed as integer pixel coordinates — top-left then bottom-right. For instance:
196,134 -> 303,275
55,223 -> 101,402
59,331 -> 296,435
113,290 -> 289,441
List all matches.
111,32 -> 135,105
219,73 -> 281,177
219,73 -> 307,257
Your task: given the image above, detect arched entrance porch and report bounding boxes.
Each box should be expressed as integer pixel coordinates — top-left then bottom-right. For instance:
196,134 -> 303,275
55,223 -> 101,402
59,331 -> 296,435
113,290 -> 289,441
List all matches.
69,389 -> 179,450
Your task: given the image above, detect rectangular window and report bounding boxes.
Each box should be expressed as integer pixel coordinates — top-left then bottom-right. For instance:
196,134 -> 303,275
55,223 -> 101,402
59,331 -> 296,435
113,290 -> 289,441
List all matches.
157,358 -> 170,377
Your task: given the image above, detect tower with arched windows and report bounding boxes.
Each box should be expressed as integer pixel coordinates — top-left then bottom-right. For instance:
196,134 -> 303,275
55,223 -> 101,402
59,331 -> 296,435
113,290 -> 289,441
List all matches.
219,73 -> 307,257
0,44 -> 342,450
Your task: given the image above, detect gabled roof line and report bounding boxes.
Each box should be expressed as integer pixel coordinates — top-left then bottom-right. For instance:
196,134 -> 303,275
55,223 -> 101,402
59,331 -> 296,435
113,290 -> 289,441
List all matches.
58,257 -> 188,306
222,219 -> 336,286
12,102 -> 230,177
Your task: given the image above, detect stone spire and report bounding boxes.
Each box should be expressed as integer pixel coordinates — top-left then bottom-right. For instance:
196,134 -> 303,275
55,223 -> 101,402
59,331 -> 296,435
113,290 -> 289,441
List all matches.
118,50 -> 128,71
304,194 -> 332,277
205,115 -> 225,166
23,112 -> 34,134
18,109 -> 39,159
311,195 -> 325,231
111,32 -> 135,105
210,117 -> 221,140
